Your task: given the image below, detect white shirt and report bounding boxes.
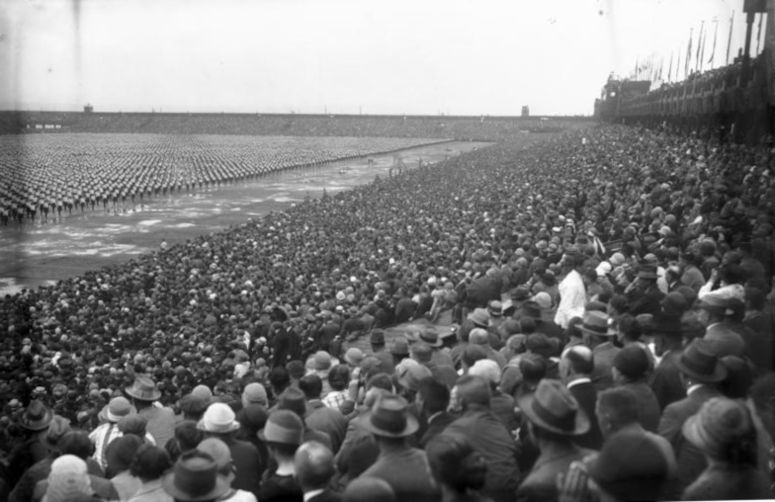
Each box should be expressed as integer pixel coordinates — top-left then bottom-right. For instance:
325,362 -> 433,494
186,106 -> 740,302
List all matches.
554,269 -> 586,329
303,490 -> 325,502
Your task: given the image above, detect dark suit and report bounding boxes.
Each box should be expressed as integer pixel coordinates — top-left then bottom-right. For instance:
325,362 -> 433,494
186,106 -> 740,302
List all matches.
621,381 -> 661,433
658,385 -> 721,490
305,399 -> 347,454
517,441 -> 592,502
567,379 -> 603,451
591,342 -> 619,392
649,349 -> 685,410
419,411 -> 456,448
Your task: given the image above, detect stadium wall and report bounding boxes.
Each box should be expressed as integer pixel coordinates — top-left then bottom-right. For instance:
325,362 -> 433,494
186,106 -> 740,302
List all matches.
0,111 -> 591,141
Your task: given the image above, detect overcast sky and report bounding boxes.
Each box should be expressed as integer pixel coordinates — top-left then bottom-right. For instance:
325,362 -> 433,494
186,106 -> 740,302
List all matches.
0,0 -> 759,116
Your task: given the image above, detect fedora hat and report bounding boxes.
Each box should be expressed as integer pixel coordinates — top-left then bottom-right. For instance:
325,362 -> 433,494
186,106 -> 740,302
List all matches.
682,397 -> 753,458
258,410 -> 304,445
418,330 -> 442,348
98,396 -> 133,423
20,399 -> 54,431
358,393 -> 419,438
197,403 -> 240,434
390,338 -> 410,357
637,263 -> 658,280
467,308 -> 490,327
676,338 -> 727,383
487,300 -> 503,318
517,379 -> 589,436
277,387 -> 307,418
162,451 -> 230,502
125,375 -> 161,402
578,311 -> 612,337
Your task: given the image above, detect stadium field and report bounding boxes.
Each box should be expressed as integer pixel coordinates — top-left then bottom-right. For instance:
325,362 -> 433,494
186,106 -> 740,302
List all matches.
0,137 -> 498,295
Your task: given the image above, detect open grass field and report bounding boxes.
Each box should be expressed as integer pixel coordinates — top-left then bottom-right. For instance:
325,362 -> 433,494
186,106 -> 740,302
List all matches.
0,137 -> 494,295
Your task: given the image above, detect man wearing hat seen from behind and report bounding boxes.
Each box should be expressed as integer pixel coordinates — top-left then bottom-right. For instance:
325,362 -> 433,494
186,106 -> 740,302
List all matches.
516,379 -> 592,502
367,330 -> 394,375
579,311 -> 619,391
8,399 -> 55,484
558,346 -> 603,451
418,330 -> 455,369
198,402 -> 262,499
126,375 -> 176,450
162,450 -> 231,502
355,393 -> 439,501
611,344 -> 661,433
89,396 -> 138,471
298,374 -> 347,454
258,410 -> 305,502
626,263 -> 666,317
649,313 -> 687,410
445,375 -> 519,502
293,441 -> 339,502
658,337 -> 727,491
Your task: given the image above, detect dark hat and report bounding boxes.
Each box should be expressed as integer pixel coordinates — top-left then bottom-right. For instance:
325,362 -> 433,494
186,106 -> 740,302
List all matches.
661,292 -> 688,316
526,333 -> 558,358
277,387 -> 307,418
358,393 -> 419,438
390,338 -> 410,357
584,300 -> 607,313
118,414 -> 148,437
587,430 -> 669,501
676,338 -> 727,383
578,310 -> 612,337
613,345 -> 650,381
487,300 -> 503,318
704,324 -> 745,358
125,375 -> 161,402
396,361 -> 432,392
370,330 -> 386,345
418,330 -> 442,348
106,434 -> 144,473
179,394 -> 210,417
517,379 -> 589,436
162,451 -> 230,502
45,415 -> 72,449
520,301 -> 541,319
511,286 -> 531,301
259,410 -> 304,445
20,400 -> 54,431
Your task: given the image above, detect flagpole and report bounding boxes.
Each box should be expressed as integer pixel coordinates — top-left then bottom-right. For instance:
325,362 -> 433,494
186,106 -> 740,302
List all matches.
708,19 -> 718,68
696,20 -> 705,73
726,11 -> 735,64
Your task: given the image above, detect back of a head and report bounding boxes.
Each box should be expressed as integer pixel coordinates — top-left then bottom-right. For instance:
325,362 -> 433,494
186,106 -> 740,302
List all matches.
461,344 -> 488,368
294,440 -> 335,490
130,444 -> 172,481
456,375 -> 491,408
519,353 -> 547,383
105,434 -> 144,476
174,420 -> 205,454
562,345 -> 594,375
418,377 -> 450,415
426,433 -> 487,494
58,431 -> 94,460
328,364 -> 351,391
596,387 -> 639,431
299,374 -> 323,400
343,477 -> 396,502
286,360 -> 306,381
46,455 -> 91,502
268,366 -> 291,393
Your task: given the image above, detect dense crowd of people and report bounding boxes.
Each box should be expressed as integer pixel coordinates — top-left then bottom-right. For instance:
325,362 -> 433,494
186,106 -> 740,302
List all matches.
0,134 -> 439,225
1,122 -> 774,501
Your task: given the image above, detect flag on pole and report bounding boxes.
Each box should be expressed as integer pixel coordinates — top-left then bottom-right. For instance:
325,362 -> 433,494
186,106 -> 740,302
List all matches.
667,51 -> 674,82
696,21 -> 705,72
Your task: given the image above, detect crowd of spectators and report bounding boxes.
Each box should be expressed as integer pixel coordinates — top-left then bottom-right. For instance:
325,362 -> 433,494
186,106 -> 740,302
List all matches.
0,134 -> 442,225
1,122 -> 775,501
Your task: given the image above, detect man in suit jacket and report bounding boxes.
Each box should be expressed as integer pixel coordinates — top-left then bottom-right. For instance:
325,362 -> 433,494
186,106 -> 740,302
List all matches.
658,338 -> 727,491
612,345 -> 661,433
559,345 -> 604,450
516,379 -> 594,502
417,377 -> 456,448
299,375 -> 347,454
649,321 -> 686,410
295,440 -> 342,502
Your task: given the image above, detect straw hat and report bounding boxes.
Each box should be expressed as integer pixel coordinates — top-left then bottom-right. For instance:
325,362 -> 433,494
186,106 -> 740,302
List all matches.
125,375 -> 161,402
162,451 -> 230,502
197,403 -> 240,434
20,400 -> 54,431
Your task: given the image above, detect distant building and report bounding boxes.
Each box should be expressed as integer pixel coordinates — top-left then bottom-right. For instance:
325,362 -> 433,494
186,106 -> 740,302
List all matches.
521,105 -> 530,117
84,104 -> 94,113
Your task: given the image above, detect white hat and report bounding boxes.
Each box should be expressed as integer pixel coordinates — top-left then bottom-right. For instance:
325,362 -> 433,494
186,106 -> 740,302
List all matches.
197,403 -> 240,434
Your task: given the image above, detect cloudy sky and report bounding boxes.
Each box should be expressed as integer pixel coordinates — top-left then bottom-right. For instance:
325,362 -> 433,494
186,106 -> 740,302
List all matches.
0,0 -> 758,116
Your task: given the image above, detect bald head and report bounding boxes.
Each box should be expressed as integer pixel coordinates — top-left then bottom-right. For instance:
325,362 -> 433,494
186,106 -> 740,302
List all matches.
560,345 -> 594,380
294,441 -> 335,491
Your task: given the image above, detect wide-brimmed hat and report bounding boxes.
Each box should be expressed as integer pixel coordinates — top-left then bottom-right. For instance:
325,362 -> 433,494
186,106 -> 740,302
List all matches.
99,396 -> 133,423
676,338 -> 727,383
277,387 -> 307,418
487,300 -> 503,318
517,379 -> 589,436
197,403 -> 240,434
344,347 -> 365,366
467,308 -> 490,327
637,263 -> 658,280
613,345 -> 650,381
242,382 -> 268,407
682,397 -> 753,458
162,450 -> 230,502
358,394 -> 418,438
20,399 -> 54,431
125,375 -> 161,402
312,351 -> 332,372
370,330 -> 386,345
396,360 -> 432,392
196,438 -> 235,482
418,330 -> 442,348
258,410 -> 304,445
578,311 -> 612,337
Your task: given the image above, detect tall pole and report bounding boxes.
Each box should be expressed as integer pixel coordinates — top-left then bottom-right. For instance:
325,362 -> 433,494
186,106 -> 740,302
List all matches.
696,20 -> 705,73
707,19 -> 718,68
726,11 -> 735,64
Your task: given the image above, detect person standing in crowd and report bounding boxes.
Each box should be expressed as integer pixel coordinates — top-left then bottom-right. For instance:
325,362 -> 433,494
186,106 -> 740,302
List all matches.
554,251 -> 586,330
294,441 -> 340,502
128,445 -> 173,502
558,345 -> 603,450
517,379 -> 591,502
611,344 -> 661,433
258,410 -> 305,502
426,433 -> 492,502
125,376 -> 175,450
